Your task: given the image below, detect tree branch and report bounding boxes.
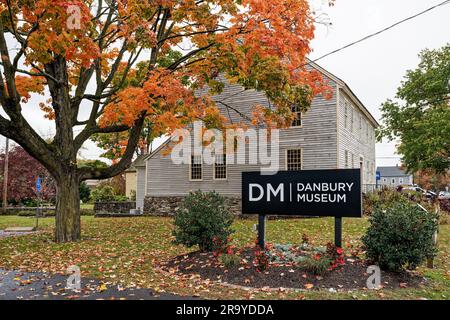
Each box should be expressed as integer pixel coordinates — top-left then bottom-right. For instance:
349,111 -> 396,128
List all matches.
78,114 -> 146,180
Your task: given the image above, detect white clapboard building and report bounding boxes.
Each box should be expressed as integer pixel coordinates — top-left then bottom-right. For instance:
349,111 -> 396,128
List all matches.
130,62 -> 378,214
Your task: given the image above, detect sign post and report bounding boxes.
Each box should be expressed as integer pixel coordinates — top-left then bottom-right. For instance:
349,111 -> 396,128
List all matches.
334,217 -> 342,248
376,171 -> 381,189
242,169 -> 362,248
35,176 -> 41,230
258,214 -> 266,249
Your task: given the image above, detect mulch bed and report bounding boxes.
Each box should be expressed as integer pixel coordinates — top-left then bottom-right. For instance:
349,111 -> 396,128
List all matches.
161,249 -> 426,291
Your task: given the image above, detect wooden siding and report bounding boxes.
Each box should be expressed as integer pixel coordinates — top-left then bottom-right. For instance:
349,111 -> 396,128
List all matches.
379,175 -> 413,186
146,75 -> 339,197
136,167 -> 146,210
337,88 -> 376,184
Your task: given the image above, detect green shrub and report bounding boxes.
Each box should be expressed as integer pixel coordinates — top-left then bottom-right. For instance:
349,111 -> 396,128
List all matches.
220,254 -> 241,269
79,182 -> 91,203
363,188 -> 405,215
21,198 -> 39,207
91,185 -> 116,202
297,256 -> 332,275
362,200 -> 438,272
173,191 -> 234,252
113,195 -> 129,202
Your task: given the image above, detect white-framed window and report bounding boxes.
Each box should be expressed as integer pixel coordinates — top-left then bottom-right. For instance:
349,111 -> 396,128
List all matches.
399,178 -> 404,184
190,155 -> 202,181
214,154 -> 227,180
344,150 -> 349,168
391,178 -> 396,185
382,178 -> 387,183
286,149 -> 302,171
291,105 -> 302,127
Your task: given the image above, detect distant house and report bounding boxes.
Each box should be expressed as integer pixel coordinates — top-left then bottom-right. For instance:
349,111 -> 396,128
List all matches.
124,168 -> 136,199
377,166 -> 413,187
125,155 -> 146,210
129,61 -> 379,215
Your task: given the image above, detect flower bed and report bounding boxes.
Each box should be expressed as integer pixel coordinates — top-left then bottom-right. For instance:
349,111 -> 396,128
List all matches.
161,241 -> 425,291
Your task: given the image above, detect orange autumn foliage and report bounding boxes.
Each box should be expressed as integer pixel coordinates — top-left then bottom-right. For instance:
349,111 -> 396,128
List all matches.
2,0 -> 334,158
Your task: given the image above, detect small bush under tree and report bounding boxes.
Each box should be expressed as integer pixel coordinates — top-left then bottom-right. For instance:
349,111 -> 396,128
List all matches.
297,256 -> 332,276
173,191 -> 234,252
79,182 -> 91,203
362,199 -> 438,272
91,185 -> 116,202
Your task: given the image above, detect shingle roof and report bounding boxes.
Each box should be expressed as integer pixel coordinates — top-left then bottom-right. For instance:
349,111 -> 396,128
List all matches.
125,155 -> 146,172
376,166 -> 410,177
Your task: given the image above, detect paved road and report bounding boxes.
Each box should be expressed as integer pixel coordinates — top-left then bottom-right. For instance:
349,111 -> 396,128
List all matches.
0,269 -> 196,300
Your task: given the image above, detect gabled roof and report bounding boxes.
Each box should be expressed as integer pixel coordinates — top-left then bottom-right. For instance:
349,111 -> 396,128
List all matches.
144,61 -> 379,162
306,59 -> 379,128
125,154 -> 147,171
377,166 -> 411,177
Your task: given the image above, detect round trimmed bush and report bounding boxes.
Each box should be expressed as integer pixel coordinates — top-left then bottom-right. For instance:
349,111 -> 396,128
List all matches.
362,199 -> 438,272
173,191 -> 234,252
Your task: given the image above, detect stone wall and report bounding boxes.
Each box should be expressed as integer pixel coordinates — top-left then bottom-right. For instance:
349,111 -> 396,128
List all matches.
143,196 -> 242,216
94,201 -> 136,214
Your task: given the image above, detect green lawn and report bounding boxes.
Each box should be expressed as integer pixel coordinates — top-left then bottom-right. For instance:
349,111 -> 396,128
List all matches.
0,216 -> 448,300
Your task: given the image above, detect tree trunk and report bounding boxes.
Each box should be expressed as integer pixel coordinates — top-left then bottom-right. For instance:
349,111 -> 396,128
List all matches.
55,173 -> 81,242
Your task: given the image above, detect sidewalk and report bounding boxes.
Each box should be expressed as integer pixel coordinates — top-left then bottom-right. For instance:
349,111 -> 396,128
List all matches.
0,269 -> 196,300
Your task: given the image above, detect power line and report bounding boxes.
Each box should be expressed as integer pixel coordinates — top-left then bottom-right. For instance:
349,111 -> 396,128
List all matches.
220,1 -> 450,102
310,0 -> 450,64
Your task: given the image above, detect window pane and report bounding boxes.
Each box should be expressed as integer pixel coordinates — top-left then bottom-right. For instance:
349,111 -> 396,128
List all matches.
287,149 -> 302,171
190,155 -> 202,180
291,105 -> 302,127
214,154 -> 227,179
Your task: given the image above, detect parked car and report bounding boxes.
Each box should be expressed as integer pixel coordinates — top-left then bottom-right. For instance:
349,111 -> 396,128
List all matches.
401,185 -> 437,200
438,191 -> 450,200
425,190 -> 437,200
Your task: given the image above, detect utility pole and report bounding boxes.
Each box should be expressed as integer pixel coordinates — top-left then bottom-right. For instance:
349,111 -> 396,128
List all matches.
2,137 -> 9,213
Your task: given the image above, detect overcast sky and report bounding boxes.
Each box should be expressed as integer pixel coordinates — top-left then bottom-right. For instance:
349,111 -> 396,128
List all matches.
1,0 -> 449,167
310,0 -> 450,167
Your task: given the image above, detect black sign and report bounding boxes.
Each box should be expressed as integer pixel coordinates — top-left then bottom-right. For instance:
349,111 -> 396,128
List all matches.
242,169 -> 362,217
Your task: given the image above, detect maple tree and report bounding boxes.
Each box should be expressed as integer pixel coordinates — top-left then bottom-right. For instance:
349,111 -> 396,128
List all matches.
413,169 -> 449,191
0,0 -> 332,242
